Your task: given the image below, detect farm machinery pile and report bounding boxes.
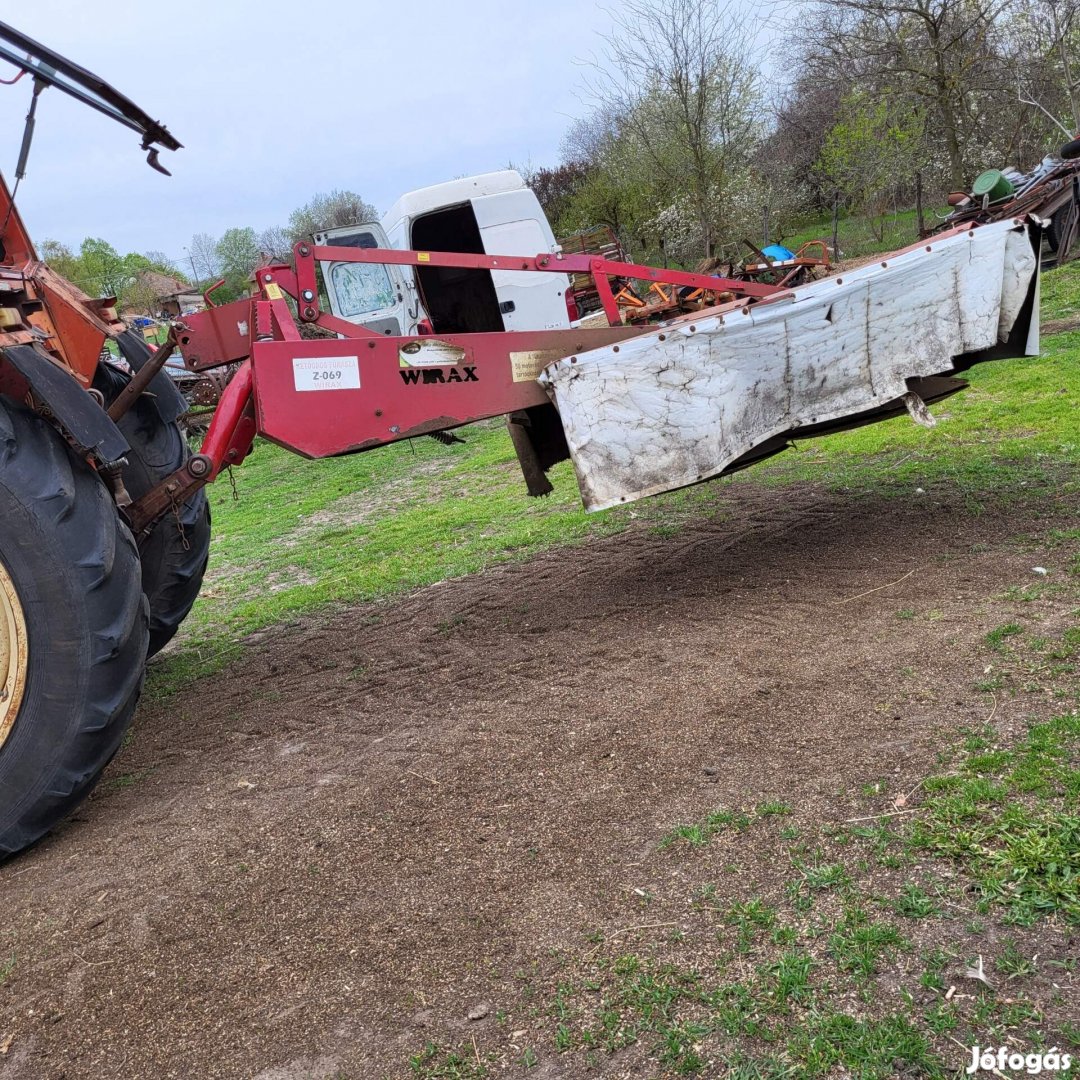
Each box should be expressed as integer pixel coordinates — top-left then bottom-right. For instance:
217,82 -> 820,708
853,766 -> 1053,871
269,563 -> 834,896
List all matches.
0,24 -> 1064,858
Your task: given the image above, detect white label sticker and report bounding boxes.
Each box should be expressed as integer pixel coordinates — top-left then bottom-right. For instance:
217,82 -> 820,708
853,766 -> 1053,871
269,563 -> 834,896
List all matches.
292,355 -> 361,392
399,339 -> 467,368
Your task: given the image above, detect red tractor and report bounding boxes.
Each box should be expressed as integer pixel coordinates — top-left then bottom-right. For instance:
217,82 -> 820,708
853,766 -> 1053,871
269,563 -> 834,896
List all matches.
0,26 -> 209,857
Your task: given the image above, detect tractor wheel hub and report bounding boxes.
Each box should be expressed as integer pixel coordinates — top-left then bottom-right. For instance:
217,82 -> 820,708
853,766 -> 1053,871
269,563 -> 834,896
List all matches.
0,558 -> 28,750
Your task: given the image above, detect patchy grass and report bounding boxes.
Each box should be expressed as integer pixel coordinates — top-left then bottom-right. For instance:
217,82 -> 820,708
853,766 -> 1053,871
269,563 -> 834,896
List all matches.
403,604 -> 1080,1075
985,622 -> 1024,651
912,710 -> 1080,924
409,1041 -> 489,1078
658,807 -> 762,849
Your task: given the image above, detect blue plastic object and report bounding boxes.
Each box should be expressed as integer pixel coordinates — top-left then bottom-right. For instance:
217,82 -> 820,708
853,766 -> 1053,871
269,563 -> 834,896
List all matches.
761,244 -> 795,262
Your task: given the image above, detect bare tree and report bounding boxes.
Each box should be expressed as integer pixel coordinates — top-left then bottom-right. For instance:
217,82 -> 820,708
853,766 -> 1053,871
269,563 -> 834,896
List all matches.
287,190 -> 378,244
187,232 -> 220,283
581,0 -> 761,257
762,72 -> 848,212
140,249 -> 180,276
795,0 -> 1013,188
256,225 -> 293,263
1009,0 -> 1080,131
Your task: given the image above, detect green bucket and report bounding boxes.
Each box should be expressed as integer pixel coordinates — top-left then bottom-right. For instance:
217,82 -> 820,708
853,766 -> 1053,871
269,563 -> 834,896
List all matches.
971,169 -> 1015,202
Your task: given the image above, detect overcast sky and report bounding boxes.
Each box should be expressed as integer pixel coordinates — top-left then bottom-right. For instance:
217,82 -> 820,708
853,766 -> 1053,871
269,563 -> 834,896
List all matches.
0,1 -> 632,267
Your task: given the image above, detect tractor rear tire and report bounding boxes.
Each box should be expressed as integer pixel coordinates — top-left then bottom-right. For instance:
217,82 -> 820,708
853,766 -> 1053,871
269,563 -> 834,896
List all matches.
0,399 -> 148,859
95,363 -> 211,657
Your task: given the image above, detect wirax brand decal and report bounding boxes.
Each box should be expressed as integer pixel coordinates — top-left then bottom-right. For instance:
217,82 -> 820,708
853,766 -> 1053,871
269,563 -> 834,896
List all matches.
399,366 -> 478,385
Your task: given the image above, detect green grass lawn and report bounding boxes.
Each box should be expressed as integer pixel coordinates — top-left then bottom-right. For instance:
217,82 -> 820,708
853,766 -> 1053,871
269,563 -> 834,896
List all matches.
779,205 -> 951,262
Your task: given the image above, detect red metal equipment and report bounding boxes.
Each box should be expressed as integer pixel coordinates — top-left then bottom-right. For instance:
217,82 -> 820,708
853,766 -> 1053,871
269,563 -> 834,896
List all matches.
150,246 -> 785,508
733,239 -> 831,288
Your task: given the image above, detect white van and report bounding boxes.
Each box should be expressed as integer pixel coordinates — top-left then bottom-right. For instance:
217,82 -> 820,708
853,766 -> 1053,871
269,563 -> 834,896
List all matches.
314,170 -> 572,337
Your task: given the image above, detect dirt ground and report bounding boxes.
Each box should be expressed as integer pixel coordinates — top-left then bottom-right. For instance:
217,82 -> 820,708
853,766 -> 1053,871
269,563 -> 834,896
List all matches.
0,480 -> 1076,1079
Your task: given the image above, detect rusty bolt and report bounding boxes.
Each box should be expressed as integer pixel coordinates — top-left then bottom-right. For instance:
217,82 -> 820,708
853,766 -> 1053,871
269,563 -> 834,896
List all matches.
375,409 -> 383,417
188,454 -> 212,477
299,245 -> 310,257
303,306 -> 316,319
368,341 -> 377,349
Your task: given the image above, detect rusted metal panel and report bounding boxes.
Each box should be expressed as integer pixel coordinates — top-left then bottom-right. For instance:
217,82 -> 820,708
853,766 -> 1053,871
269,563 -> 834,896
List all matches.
540,219 -> 1040,511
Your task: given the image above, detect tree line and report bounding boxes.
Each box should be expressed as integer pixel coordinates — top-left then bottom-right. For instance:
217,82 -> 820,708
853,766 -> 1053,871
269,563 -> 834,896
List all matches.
42,189 -> 377,310
522,0 -> 1080,265
43,0 -> 1080,304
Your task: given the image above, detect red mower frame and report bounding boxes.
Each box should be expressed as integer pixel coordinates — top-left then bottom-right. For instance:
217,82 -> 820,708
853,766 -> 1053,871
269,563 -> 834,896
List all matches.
128,245 -> 788,530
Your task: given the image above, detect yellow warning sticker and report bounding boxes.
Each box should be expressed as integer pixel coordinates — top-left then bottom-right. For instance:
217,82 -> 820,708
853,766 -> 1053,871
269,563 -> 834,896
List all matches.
264,283 -> 283,300
417,252 -> 431,262
510,349 -> 564,383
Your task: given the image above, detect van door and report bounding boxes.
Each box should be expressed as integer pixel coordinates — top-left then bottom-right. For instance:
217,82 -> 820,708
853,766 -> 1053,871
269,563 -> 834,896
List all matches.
470,190 -> 572,331
314,223 -> 416,336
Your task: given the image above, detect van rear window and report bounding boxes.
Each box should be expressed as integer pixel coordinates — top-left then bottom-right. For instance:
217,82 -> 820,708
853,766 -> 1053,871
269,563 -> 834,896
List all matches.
330,262 -> 396,318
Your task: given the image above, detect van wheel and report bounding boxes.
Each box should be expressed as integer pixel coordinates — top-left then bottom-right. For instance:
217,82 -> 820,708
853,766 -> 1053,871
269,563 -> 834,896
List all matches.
0,399 -> 147,858
95,362 -> 211,657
